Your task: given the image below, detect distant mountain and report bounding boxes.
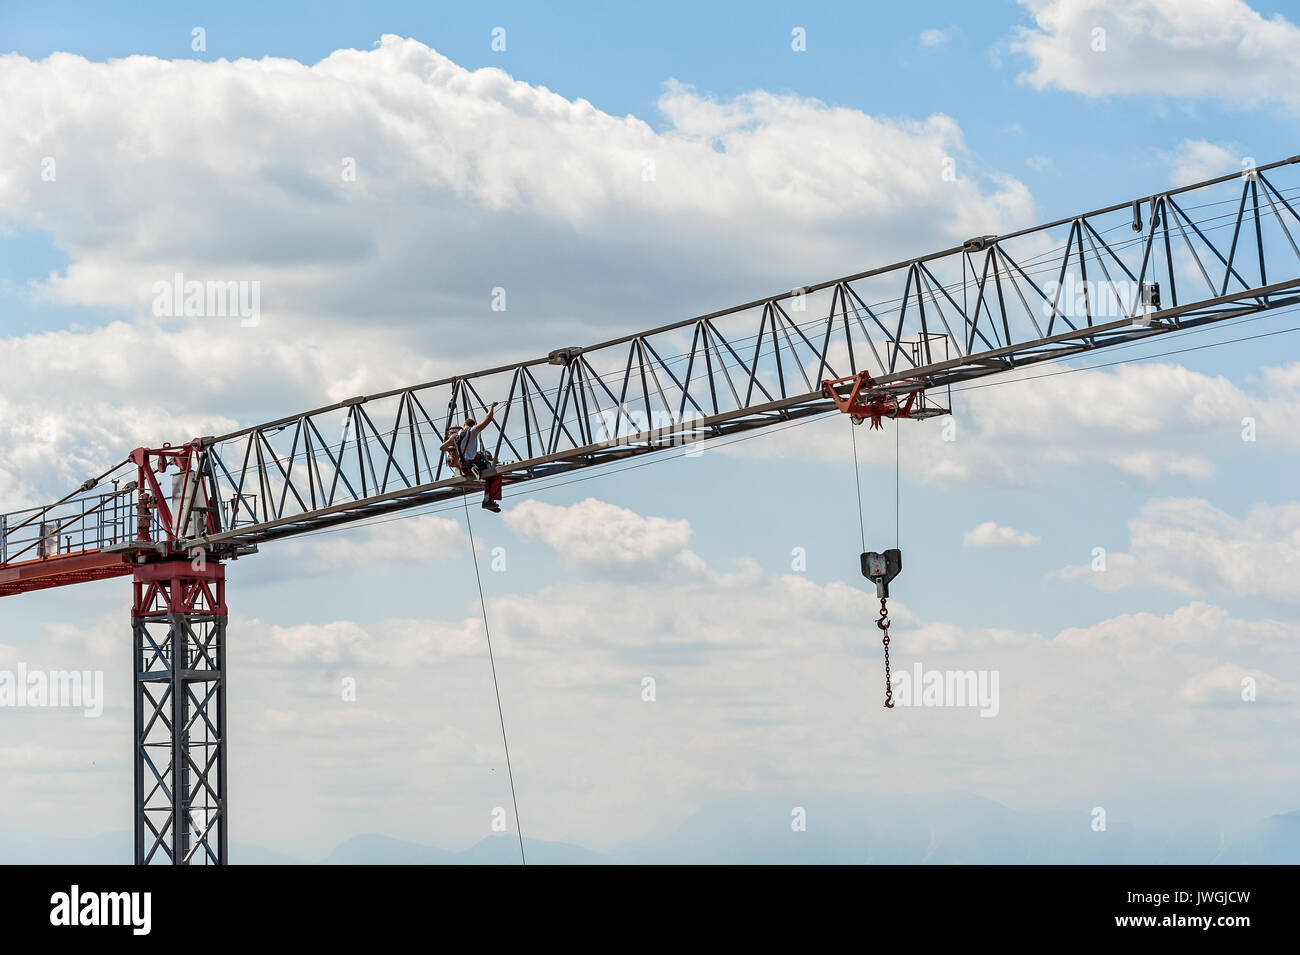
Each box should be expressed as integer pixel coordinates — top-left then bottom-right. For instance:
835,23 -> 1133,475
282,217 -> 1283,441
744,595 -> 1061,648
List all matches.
323,833 -> 459,865
615,793 -> 1222,865
317,793 -> 1300,864
0,828 -> 128,865
1218,809 -> 1300,863
4,795 -> 1297,863
233,843 -> 307,865
323,833 -> 606,865
0,829 -> 304,865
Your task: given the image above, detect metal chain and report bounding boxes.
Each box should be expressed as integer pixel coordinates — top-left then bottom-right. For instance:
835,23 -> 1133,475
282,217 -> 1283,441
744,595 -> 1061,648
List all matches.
876,596 -> 894,708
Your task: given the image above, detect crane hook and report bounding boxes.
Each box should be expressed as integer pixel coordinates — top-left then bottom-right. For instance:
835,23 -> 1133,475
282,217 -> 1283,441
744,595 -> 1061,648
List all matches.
862,549 -> 902,708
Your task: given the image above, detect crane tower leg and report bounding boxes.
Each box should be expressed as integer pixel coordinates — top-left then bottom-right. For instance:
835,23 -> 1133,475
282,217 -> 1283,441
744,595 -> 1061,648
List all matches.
131,557 -> 228,865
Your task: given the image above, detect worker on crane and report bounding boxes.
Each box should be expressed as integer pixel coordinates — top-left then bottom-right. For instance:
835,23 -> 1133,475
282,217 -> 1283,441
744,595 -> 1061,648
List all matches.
442,403 -> 503,512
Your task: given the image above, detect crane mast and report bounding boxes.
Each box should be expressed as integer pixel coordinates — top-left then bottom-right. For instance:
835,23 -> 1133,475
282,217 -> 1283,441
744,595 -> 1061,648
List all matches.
4,156 -> 1300,863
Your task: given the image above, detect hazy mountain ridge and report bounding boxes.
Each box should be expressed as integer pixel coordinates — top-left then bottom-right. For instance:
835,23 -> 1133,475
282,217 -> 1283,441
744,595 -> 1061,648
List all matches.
4,794 -> 1296,864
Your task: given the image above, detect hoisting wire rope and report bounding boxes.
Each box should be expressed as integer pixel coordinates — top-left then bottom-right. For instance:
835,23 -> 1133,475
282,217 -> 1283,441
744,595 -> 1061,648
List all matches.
461,494 -> 527,866
881,419 -> 900,708
849,423 -> 866,552
847,414 -> 899,709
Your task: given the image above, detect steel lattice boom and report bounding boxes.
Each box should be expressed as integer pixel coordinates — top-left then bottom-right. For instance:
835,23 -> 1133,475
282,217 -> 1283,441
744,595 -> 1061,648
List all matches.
4,156 -> 1300,569
185,154 -> 1300,551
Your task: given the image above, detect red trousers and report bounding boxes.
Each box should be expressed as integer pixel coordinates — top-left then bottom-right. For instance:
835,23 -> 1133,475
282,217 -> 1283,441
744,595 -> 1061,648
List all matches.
460,454 -> 502,502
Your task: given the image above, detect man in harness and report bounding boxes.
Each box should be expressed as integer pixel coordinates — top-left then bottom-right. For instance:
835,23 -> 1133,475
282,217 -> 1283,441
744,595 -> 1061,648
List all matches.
441,402 -> 503,513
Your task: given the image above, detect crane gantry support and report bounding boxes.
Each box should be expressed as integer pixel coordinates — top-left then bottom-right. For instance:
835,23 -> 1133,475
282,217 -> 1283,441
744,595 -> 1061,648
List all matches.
3,156 -> 1300,863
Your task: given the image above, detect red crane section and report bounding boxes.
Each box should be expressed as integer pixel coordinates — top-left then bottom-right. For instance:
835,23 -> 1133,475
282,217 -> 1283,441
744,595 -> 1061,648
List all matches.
0,441 -> 224,596
0,550 -> 132,597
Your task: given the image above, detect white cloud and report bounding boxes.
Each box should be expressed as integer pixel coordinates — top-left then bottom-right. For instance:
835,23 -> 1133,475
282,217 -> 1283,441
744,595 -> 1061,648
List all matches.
503,497 -> 693,570
724,359 -> 1300,488
0,37 -> 1037,504
1054,600 -> 1296,657
1110,451 -> 1214,481
0,38 -> 1033,329
1179,662 -> 1296,705
7,506 -> 1296,854
241,614 -> 487,668
1054,497 -> 1300,602
1051,551 -> 1141,591
275,514 -> 465,574
920,28 -> 953,47
963,521 -> 1041,547
0,319 -> 423,507
1167,139 -> 1246,185
1011,0 -> 1300,111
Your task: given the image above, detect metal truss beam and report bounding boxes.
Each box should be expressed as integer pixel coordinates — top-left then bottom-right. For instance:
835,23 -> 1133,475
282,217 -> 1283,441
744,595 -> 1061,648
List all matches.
6,155 -> 1300,566
132,559 -> 228,865
180,157 -> 1300,552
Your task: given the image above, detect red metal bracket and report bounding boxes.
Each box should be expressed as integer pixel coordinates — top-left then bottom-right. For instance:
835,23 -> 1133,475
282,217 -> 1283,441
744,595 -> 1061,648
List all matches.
129,440 -> 220,546
821,373 -> 921,429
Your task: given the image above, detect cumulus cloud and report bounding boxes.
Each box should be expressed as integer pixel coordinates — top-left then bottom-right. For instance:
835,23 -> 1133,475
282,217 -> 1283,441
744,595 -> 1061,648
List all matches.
1054,600 -> 1298,657
1051,551 -> 1141,592
1167,139 -> 1247,186
1178,662 -> 1296,705
726,359 -> 1300,488
1011,0 -> 1300,112
0,38 -> 1034,329
0,318 -> 428,508
0,36 -> 1038,505
6,511 -> 1296,854
241,614 -> 486,668
1053,497 -> 1300,602
503,497 -> 693,570
275,514 -> 465,574
963,521 -> 1041,547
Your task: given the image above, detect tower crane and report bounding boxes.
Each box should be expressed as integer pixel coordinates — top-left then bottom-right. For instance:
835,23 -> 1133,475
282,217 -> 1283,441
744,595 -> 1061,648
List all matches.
4,156 -> 1300,865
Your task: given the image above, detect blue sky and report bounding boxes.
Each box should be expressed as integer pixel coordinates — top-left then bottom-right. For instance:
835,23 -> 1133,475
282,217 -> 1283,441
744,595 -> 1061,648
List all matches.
2,0 -> 1299,861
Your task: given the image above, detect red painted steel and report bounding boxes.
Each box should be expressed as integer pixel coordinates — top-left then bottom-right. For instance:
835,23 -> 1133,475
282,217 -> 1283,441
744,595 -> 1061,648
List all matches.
0,549 -> 133,597
822,372 -> 922,429
132,559 -> 226,617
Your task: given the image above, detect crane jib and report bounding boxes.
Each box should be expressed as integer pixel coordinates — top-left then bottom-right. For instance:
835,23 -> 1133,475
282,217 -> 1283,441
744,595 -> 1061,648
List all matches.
4,157 -> 1300,573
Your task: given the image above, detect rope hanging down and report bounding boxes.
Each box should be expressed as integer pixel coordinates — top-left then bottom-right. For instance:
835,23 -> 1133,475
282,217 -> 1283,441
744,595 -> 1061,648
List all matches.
462,495 -> 527,865
850,423 -> 866,552
886,422 -> 898,707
